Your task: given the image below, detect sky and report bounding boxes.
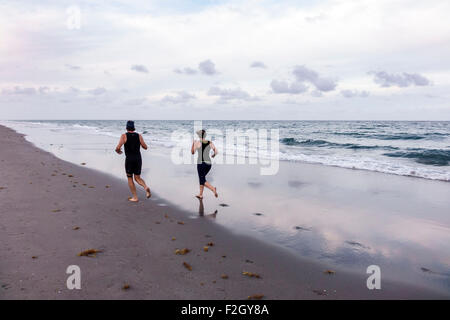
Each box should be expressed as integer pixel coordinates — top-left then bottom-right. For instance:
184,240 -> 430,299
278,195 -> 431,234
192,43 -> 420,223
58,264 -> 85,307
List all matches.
1,0 -> 450,120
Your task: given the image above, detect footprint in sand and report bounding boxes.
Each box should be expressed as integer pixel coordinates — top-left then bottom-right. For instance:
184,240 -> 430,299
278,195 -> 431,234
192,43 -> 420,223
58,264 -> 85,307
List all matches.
294,226 -> 311,231
253,212 -> 264,216
345,241 -> 370,250
419,267 -> 448,276
421,267 -> 433,273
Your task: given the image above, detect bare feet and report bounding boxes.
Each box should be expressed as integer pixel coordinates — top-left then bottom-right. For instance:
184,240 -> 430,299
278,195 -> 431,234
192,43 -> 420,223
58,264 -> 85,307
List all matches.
213,187 -> 218,198
128,196 -> 139,202
146,187 -> 152,199
195,195 -> 203,199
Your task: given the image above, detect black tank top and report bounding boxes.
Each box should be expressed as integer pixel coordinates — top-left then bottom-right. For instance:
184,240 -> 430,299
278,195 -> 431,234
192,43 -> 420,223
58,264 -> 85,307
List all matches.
197,140 -> 211,164
124,132 -> 141,159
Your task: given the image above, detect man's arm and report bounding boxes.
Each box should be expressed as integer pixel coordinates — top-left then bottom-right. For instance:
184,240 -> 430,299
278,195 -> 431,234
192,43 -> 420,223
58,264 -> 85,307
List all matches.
139,134 -> 148,150
115,134 -> 126,154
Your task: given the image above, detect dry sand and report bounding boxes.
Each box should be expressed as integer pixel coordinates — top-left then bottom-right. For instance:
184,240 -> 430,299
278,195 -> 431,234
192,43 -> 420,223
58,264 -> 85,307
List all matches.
0,124 -> 446,299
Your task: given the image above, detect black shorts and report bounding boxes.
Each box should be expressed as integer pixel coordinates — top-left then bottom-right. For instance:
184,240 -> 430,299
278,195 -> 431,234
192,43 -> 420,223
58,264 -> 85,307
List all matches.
197,162 -> 212,185
125,157 -> 142,177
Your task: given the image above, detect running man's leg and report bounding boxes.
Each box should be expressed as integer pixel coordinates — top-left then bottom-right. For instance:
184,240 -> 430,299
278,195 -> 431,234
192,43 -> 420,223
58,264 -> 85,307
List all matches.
127,175 -> 138,201
134,175 -> 148,189
134,175 -> 151,198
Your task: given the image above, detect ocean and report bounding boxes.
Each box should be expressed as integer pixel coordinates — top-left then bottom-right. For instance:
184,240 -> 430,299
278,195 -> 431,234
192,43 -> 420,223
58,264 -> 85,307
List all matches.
4,120 -> 450,181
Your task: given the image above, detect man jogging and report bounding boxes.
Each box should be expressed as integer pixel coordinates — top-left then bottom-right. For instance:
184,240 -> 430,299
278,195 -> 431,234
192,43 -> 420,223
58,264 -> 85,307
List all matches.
115,120 -> 151,202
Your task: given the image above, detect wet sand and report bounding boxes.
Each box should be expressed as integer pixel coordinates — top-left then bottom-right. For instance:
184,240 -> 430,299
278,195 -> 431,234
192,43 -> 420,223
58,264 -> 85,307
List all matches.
0,124 -> 447,299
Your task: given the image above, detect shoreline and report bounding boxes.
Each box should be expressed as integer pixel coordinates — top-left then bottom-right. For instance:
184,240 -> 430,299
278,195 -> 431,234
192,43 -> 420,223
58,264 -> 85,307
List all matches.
0,124 -> 448,299
2,120 -> 449,183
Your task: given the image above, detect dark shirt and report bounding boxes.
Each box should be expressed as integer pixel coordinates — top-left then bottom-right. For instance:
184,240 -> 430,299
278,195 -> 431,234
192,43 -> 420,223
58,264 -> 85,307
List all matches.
124,132 -> 141,159
197,140 -> 211,164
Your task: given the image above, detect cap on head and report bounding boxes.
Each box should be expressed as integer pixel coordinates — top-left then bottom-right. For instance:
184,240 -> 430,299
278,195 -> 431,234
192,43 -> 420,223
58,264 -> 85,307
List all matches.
126,120 -> 135,131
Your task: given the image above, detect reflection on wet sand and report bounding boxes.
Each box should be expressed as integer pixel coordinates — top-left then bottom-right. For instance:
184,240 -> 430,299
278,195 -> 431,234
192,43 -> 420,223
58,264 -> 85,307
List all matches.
198,198 -> 218,218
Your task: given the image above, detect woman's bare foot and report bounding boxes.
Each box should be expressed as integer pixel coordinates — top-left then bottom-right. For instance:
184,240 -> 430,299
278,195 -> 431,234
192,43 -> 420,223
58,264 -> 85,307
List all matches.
213,187 -> 218,198
195,194 -> 203,199
145,187 -> 151,199
128,196 -> 139,202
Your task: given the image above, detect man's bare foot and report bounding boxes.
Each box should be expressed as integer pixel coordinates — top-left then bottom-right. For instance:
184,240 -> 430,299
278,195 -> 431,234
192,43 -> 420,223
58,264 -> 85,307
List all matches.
195,195 -> 203,199
128,196 -> 139,202
145,187 -> 151,199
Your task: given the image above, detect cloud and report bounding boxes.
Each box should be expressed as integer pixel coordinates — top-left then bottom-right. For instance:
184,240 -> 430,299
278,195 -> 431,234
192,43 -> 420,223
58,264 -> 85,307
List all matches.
305,14 -> 326,23
270,80 -> 308,94
292,65 -> 337,92
174,60 -> 218,76
88,87 -> 107,95
38,86 -> 50,94
2,86 -> 37,95
131,64 -> 149,73
198,59 -> 217,75
161,91 -> 196,104
174,67 -> 197,75
69,87 -> 81,94
271,65 -> 337,95
250,61 -> 267,69
124,97 -> 147,106
341,89 -> 370,98
311,90 -> 323,97
207,86 -> 257,102
369,71 -> 430,88
65,64 -> 81,70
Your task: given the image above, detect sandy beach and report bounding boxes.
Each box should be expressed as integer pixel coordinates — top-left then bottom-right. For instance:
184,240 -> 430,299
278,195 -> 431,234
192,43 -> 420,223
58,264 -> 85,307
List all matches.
0,124 -> 448,299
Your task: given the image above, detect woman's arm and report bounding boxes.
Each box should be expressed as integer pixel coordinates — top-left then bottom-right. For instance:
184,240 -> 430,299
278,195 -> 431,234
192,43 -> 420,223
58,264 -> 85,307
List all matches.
139,134 -> 148,150
210,142 -> 218,158
191,140 -> 202,154
115,134 -> 126,154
